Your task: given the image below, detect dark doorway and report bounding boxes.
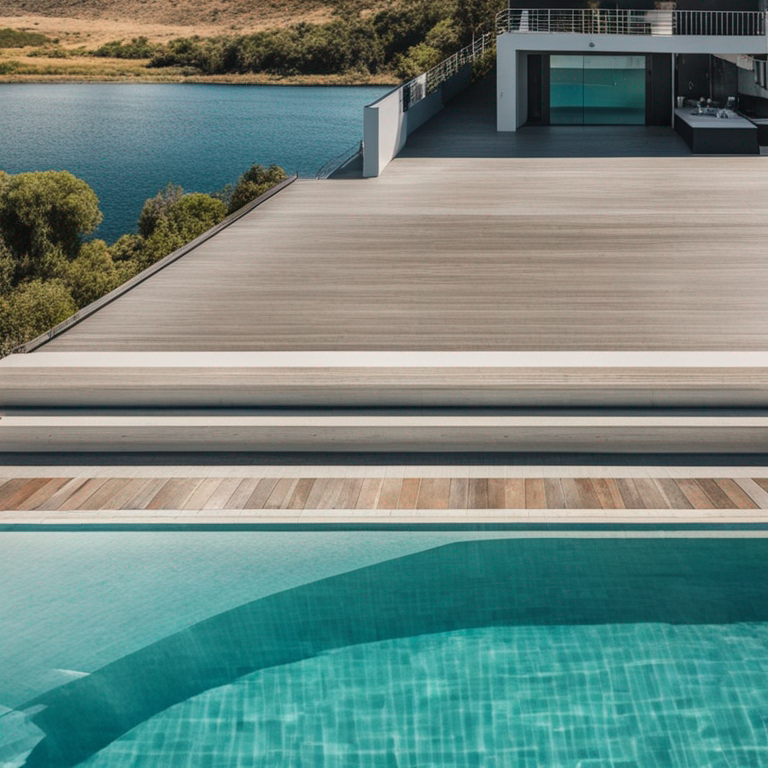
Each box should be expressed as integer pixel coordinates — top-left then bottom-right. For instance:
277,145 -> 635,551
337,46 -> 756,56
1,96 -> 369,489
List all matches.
527,54 -> 543,124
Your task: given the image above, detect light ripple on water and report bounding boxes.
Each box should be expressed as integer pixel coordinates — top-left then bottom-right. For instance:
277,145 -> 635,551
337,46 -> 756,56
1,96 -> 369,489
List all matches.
78,623 -> 768,768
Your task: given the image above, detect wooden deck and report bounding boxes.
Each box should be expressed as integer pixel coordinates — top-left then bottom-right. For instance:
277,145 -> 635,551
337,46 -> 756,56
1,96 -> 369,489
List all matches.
39,81 -> 768,353
1,474 -> 767,516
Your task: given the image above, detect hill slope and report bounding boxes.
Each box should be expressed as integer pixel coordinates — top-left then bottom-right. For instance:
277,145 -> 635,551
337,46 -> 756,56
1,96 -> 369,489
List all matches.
0,0 -> 387,46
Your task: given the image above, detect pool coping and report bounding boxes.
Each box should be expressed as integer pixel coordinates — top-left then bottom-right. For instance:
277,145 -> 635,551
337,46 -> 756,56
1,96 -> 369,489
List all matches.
4,511 -> 768,533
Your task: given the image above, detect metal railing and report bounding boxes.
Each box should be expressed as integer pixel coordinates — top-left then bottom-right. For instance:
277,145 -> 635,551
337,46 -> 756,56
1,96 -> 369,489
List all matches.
403,32 -> 495,111
676,10 -> 765,36
316,140 -> 363,179
496,8 -> 766,36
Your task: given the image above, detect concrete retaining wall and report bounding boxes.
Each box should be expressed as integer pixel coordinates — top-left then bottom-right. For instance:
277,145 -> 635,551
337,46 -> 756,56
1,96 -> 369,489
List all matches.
363,64 -> 473,177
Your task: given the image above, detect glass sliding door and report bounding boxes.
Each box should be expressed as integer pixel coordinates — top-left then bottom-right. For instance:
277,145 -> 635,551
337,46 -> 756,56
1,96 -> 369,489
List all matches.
584,55 -> 645,124
550,55 -> 585,124
550,55 -> 646,125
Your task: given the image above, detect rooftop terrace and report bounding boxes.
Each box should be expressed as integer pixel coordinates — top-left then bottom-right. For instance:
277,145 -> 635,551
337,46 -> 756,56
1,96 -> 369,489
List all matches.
39,80 -> 768,353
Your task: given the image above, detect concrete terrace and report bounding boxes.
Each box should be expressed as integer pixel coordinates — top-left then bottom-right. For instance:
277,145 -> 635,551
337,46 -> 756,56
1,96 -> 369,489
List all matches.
39,79 -> 768,353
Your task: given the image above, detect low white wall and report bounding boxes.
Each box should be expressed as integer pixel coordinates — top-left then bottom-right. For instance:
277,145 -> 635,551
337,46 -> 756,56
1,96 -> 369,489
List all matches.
363,65 -> 473,177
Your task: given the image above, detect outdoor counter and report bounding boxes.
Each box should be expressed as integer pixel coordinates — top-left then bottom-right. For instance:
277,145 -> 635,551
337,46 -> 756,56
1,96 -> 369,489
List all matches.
674,107 -> 759,155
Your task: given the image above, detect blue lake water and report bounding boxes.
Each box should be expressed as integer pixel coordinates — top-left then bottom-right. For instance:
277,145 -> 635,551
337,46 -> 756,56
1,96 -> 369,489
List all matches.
0,84 -> 388,243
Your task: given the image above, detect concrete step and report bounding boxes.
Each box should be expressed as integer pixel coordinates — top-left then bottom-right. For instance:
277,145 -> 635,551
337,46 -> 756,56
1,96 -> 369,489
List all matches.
4,352 -> 768,408
3,408 -> 768,453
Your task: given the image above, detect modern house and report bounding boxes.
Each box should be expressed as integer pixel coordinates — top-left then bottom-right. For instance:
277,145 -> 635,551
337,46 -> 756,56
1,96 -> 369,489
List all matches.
496,0 -> 768,150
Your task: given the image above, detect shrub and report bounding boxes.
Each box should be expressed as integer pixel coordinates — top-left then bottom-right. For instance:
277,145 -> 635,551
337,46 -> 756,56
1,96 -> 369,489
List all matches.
92,37 -> 158,59
394,43 -> 442,79
0,170 -> 102,281
63,239 -> 123,307
0,279 -> 77,355
0,28 -> 50,48
138,183 -> 184,238
227,164 -> 287,214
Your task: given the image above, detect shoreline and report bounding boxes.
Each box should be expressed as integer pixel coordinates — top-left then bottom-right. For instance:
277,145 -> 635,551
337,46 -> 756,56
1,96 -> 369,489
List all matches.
0,71 -> 400,86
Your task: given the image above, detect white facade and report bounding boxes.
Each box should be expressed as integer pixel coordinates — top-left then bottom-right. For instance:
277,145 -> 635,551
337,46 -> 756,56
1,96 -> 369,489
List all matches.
497,24 -> 768,131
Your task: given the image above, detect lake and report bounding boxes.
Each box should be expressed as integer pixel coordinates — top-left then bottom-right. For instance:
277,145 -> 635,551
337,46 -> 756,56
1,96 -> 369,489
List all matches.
0,84 -> 388,243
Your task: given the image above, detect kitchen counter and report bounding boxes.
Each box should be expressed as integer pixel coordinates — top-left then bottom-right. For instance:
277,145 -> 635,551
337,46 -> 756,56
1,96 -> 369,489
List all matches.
674,107 -> 758,154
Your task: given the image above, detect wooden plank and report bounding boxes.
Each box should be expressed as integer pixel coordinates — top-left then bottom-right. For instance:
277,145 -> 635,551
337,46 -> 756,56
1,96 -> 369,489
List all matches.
487,478 -> 506,509
397,478 -> 421,510
676,478 -> 716,509
525,478 -> 546,509
449,478 -> 469,509
0,477 -> 50,510
543,478 -> 565,509
204,478 -> 246,509
286,478 -> 315,510
715,478 -> 758,510
504,478 -> 525,509
183,478 -> 223,509
146,479 -> 198,510
226,478 -> 262,509
58,478 -> 110,511
561,478 -> 587,509
36,477 -> 89,511
14,477 -> 71,511
416,478 -> 450,510
695,478 -> 736,509
592,478 -> 623,509
263,478 -> 299,510
654,478 -> 693,509
377,478 -> 403,509
615,479 -> 645,509
335,478 -> 364,509
78,478 -> 132,510
356,478 -> 382,509
632,478 -> 667,509
106,478 -> 155,510
243,477 -> 280,509
735,478 -> 768,508
312,478 -> 345,509
468,479 -> 489,509
121,478 -> 167,510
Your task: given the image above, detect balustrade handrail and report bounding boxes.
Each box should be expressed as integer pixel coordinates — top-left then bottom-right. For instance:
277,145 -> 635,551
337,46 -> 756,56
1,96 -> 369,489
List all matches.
495,7 -> 767,36
402,31 -> 495,111
316,140 -> 363,179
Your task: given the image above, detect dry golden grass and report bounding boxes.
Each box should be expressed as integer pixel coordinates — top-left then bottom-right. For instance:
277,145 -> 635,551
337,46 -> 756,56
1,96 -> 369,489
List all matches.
0,49 -> 399,83
0,0 -> 391,47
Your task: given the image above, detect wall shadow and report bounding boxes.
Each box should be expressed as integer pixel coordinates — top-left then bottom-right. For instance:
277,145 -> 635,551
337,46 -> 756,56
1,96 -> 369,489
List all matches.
23,536 -> 768,767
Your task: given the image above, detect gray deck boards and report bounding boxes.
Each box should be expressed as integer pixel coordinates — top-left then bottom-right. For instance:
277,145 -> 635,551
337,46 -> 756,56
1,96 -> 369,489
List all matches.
42,81 -> 768,353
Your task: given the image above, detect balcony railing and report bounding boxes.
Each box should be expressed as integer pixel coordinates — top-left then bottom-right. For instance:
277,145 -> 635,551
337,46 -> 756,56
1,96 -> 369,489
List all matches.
496,8 -> 766,36
403,32 -> 494,111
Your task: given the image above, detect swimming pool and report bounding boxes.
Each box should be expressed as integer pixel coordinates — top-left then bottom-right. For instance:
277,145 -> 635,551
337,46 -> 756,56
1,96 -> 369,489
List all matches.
2,531 -> 768,767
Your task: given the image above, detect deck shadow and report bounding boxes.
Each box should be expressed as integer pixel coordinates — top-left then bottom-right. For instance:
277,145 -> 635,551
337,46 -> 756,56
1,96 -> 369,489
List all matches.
398,77 -> 691,159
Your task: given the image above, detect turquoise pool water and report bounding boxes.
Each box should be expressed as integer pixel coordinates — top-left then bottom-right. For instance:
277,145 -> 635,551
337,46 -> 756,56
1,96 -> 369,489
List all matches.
0,84 -> 388,243
1,533 -> 768,767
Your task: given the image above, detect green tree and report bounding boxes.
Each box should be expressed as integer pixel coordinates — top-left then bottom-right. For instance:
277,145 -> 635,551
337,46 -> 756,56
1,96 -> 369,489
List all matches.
138,183 -> 184,239
0,170 -> 102,280
455,0 -> 504,42
227,164 -> 287,215
63,239 -> 123,307
0,238 -> 14,295
394,42 -> 442,79
0,279 -> 77,355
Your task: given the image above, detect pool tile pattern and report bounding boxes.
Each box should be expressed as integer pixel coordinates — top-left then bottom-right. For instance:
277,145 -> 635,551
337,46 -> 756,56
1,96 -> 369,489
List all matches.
78,624 -> 768,768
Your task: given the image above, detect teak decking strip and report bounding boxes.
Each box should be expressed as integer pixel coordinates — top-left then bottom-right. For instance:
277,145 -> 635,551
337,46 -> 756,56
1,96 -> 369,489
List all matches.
2,477 -> 768,512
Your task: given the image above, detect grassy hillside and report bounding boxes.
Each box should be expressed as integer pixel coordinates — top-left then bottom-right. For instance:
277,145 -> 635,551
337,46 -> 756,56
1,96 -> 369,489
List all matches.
0,0 -> 374,40
0,0 -> 500,82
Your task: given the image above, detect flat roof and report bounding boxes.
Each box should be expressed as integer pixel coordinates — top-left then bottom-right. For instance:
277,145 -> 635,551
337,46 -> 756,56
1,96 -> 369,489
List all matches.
40,82 -> 768,353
